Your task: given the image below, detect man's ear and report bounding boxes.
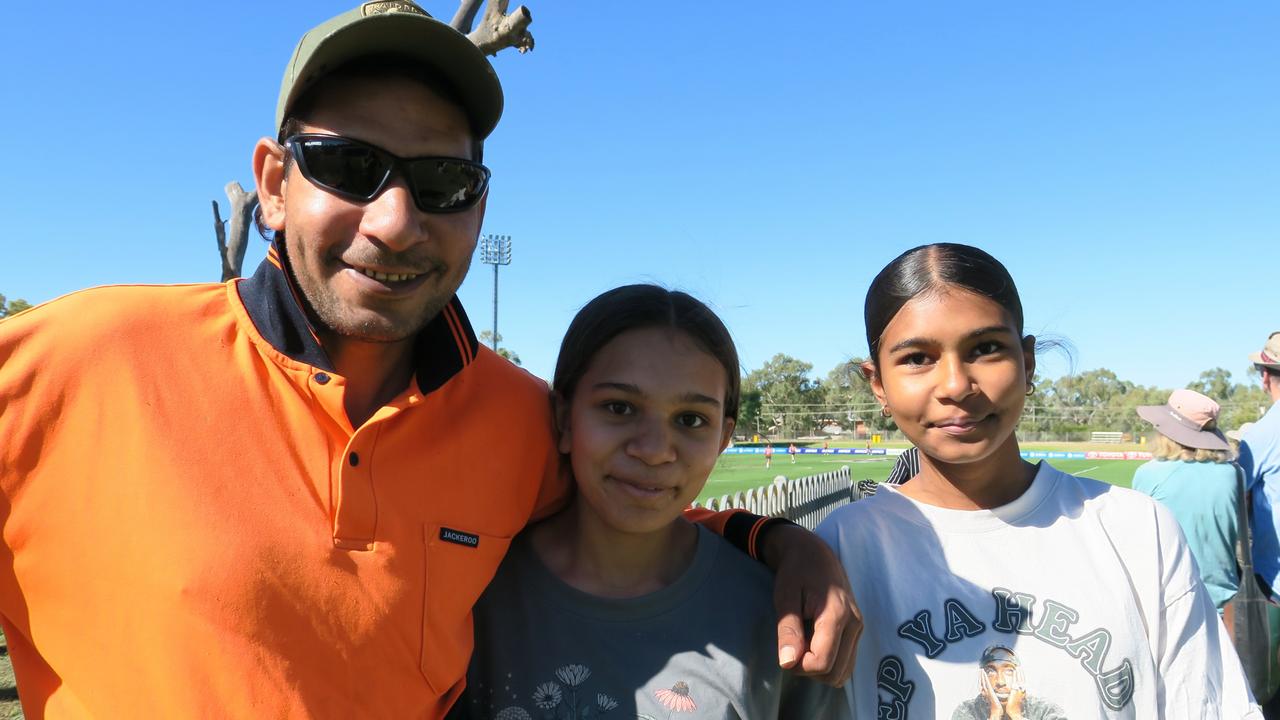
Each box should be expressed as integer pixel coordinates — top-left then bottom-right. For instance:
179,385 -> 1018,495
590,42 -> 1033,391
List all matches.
253,138 -> 288,232
553,392 -> 572,455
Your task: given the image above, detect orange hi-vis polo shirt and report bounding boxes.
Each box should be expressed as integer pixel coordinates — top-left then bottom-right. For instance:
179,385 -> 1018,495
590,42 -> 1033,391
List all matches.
0,246 -> 574,718
0,247 -> 763,719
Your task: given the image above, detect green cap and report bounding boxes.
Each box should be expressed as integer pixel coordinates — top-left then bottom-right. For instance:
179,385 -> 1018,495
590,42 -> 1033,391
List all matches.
276,1 -> 504,139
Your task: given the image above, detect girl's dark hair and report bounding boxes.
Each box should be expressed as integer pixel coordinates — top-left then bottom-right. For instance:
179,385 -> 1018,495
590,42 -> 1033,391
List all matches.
553,285 -> 741,421
865,243 -> 1024,365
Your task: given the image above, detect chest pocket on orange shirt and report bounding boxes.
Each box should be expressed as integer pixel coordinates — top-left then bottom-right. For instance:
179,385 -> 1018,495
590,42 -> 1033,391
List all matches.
421,523 -> 513,696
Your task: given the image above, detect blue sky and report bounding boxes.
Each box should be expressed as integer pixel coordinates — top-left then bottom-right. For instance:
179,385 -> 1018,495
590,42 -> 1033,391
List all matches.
1,2 -> 1276,390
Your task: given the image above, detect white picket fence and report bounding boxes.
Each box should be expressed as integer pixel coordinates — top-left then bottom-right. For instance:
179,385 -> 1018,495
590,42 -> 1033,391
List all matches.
693,466 -> 858,530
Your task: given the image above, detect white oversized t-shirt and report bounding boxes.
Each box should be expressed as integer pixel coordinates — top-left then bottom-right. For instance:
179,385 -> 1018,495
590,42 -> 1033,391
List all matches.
817,462 -> 1260,719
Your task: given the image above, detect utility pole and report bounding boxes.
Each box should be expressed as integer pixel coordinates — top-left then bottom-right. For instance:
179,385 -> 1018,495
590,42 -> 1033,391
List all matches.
478,234 -> 512,351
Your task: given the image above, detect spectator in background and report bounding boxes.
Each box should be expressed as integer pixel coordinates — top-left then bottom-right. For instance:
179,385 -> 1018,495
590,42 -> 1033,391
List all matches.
1241,332 -> 1280,602
1132,389 -> 1239,613
1229,423 -> 1256,448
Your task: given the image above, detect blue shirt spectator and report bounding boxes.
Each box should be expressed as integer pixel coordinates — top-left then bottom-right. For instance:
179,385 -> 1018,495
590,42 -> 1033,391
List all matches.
1242,402 -> 1280,595
1134,388 -> 1240,610
1133,459 -> 1239,609
1242,333 -> 1280,597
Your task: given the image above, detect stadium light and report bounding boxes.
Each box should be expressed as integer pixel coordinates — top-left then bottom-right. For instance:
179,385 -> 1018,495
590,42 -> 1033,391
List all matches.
478,234 -> 512,351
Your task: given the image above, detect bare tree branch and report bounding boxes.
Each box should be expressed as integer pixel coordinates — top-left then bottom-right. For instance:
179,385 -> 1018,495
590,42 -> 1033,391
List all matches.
450,0 -> 484,33
212,200 -> 231,280
468,0 -> 534,56
220,183 -> 259,281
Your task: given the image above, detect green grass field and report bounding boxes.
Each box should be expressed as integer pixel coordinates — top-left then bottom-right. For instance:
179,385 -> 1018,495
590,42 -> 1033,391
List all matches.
698,451 -> 1143,502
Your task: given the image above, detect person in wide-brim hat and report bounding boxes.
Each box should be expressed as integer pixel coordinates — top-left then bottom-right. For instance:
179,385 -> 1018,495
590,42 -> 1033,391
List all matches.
1250,332 -> 1280,373
1132,388 -> 1240,613
1137,387 -> 1233,456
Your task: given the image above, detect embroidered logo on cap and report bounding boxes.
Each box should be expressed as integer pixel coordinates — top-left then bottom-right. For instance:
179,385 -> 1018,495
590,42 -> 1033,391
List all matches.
362,1 -> 428,18
439,527 -> 480,548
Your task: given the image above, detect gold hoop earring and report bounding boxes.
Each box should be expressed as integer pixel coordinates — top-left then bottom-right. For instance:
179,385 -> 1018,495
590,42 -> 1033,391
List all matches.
1025,382 -> 1036,397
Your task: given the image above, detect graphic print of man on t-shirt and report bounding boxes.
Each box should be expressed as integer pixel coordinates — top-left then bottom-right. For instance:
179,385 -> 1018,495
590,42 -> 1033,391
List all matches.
951,646 -> 1066,720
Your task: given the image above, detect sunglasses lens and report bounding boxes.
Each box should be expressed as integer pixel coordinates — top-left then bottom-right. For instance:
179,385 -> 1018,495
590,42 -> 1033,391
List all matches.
294,137 -> 390,199
407,159 -> 490,211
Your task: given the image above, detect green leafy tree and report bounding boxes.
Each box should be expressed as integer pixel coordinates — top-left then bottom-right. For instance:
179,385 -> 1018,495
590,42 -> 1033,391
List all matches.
478,331 -> 521,366
0,294 -> 33,318
738,389 -> 763,439
1051,368 -> 1133,408
1043,368 -> 1135,433
1106,383 -> 1171,435
1180,366 -> 1268,429
1189,367 -> 1235,402
1217,367 -> 1271,430
743,354 -> 820,438
1030,369 -> 1169,436
822,358 -> 895,433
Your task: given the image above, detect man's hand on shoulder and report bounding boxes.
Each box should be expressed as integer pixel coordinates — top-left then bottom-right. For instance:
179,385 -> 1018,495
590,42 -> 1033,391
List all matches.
760,522 -> 860,685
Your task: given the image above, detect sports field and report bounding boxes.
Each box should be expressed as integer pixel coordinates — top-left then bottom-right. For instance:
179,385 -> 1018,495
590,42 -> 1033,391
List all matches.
698,449 -> 1143,502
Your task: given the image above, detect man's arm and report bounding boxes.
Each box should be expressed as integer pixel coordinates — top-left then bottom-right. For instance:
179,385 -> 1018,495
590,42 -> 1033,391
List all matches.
685,507 -> 860,685
758,520 -> 860,684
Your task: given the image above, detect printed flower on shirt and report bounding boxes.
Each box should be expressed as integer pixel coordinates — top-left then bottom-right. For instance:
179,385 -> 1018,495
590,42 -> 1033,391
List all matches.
531,682 -> 562,709
654,681 -> 697,712
555,663 -> 591,687
526,664 -> 619,717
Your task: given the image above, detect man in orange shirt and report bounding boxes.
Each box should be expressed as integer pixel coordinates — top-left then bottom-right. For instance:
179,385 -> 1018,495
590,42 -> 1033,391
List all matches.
0,3 -> 856,717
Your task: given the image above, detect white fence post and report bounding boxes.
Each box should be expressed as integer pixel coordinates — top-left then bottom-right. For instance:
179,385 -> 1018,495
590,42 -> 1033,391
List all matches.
693,465 -> 858,531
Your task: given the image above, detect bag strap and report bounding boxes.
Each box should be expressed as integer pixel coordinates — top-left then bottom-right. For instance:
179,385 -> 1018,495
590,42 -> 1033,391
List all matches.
1235,462 -> 1255,575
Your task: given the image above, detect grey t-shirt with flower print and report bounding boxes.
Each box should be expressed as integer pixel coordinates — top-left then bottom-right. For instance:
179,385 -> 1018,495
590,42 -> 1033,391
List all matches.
452,524 -> 836,719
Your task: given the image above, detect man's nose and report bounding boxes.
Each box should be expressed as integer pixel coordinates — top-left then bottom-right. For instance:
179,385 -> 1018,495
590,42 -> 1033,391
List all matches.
358,175 -> 425,252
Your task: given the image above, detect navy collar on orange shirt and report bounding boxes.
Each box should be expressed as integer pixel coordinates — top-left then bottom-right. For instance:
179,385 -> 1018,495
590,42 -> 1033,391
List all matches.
236,238 -> 479,395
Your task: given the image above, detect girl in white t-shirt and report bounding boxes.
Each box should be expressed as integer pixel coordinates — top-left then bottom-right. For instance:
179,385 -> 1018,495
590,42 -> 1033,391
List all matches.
816,243 -> 1259,719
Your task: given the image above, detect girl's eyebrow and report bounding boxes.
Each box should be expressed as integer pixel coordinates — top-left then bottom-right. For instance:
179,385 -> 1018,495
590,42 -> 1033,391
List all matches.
887,325 -> 1014,353
592,381 -> 643,395
591,382 -> 722,407
887,337 -> 931,353
964,325 -> 1016,339
679,392 -> 722,408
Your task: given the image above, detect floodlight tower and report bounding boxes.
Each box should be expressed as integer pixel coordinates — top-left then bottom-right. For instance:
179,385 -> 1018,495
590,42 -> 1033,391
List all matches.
478,234 -> 512,351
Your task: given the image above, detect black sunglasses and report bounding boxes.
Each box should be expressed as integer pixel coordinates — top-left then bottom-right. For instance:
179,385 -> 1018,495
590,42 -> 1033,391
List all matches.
284,134 -> 490,214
